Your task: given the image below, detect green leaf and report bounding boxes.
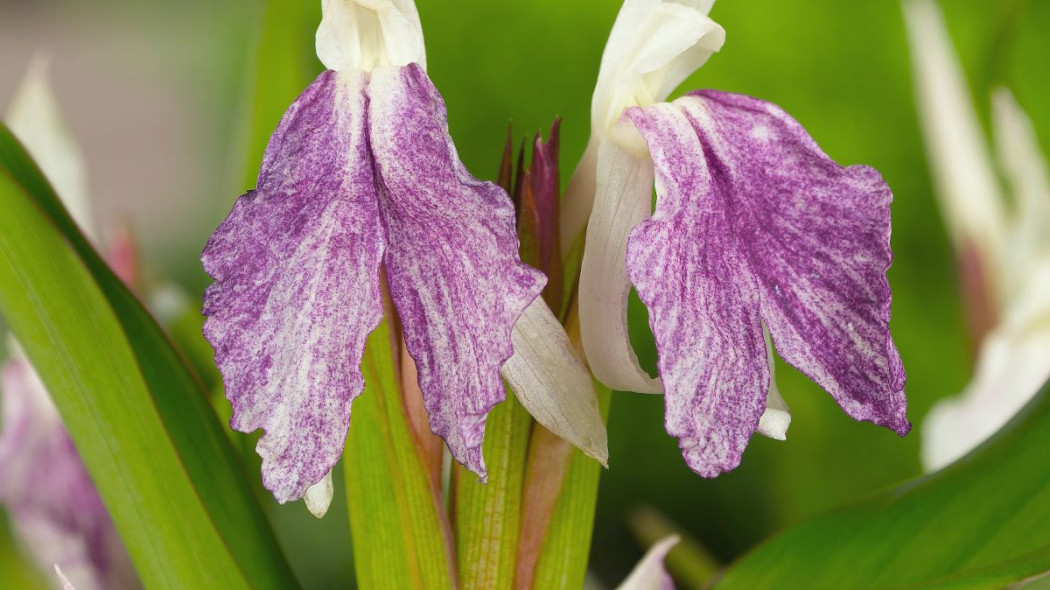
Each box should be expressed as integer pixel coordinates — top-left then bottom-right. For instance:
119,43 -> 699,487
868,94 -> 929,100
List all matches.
454,394 -> 532,590
344,311 -> 457,590
531,382 -> 611,590
713,379 -> 1050,590
0,126 -> 299,589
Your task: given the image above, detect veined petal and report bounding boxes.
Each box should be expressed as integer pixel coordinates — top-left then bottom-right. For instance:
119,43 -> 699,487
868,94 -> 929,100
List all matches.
368,64 -> 545,479
317,0 -> 426,72
903,0 -> 1006,297
501,299 -> 608,465
5,56 -> 94,240
202,70 -> 385,503
0,356 -> 137,590
615,535 -> 678,590
626,92 -> 908,476
579,139 -> 663,395
624,103 -> 768,474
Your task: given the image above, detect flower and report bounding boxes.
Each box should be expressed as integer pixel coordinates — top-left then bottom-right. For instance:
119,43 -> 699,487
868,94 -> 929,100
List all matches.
903,0 -> 1050,471
1,59 -> 140,590
561,0 -> 909,477
614,536 -> 679,590
202,0 -> 605,517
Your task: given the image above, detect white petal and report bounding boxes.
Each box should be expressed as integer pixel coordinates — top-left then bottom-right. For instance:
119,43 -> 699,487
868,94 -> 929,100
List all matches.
303,471 -> 334,518
903,0 -> 1006,294
991,88 -> 1050,297
502,299 -> 609,466
615,535 -> 678,590
5,56 -> 94,240
563,0 -> 724,258
921,327 -> 1050,471
756,326 -> 791,441
593,0 -> 724,134
316,0 -> 426,72
579,140 -> 663,395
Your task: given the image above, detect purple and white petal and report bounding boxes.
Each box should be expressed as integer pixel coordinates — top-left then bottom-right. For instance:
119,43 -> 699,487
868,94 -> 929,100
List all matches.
627,92 -> 908,476
202,70 -> 385,503
367,64 -> 545,479
0,355 -> 138,590
624,103 -> 770,474
502,299 -> 608,465
615,535 -> 679,590
578,140 -> 663,395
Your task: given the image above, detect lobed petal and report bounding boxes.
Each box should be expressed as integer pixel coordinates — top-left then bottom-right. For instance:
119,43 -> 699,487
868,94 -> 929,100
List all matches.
202,70 -> 385,502
578,140 -> 663,395
627,91 -> 908,476
624,103 -> 769,474
367,64 -> 545,479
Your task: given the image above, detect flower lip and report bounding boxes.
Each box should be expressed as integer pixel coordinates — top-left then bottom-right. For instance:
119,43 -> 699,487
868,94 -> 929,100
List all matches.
316,0 -> 426,72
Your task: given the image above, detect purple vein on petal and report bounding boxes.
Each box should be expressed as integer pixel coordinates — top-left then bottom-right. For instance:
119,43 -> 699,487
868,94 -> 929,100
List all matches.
202,69 -> 386,502
367,64 -> 545,480
626,91 -> 908,477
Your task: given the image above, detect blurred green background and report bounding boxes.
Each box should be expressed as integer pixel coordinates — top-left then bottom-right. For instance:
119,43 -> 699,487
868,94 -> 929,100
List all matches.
1,0 -> 1047,587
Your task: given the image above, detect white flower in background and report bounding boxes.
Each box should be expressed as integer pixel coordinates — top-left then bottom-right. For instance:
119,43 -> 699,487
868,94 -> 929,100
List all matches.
904,0 -> 1050,471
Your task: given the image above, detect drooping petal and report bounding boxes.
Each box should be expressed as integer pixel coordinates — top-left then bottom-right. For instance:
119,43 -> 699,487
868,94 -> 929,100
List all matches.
367,64 -> 545,478
316,0 -> 426,72
615,536 -> 679,590
0,356 -> 138,590
501,299 -> 608,465
903,0 -> 1006,298
622,103 -> 768,473
5,56 -> 94,241
561,0 -> 725,248
202,70 -> 385,502
626,92 -> 908,476
578,139 -> 663,395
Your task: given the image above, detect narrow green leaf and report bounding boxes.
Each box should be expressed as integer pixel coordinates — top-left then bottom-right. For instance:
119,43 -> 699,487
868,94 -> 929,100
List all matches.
344,312 -> 457,590
530,383 -> 611,590
455,394 -> 532,590
0,126 -> 299,589
714,379 -> 1050,590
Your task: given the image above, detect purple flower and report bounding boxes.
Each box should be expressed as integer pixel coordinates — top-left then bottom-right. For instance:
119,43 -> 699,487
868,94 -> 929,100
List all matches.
561,0 -> 909,477
0,353 -> 139,590
202,0 -> 606,516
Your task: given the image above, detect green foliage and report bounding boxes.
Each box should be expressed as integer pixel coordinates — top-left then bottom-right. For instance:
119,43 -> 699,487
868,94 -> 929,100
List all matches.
0,125 -> 299,590
713,379 -> 1050,589
343,312 -> 457,590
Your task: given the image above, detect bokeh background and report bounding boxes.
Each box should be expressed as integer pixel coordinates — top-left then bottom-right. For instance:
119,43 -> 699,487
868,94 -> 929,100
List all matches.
1,0 -> 1047,587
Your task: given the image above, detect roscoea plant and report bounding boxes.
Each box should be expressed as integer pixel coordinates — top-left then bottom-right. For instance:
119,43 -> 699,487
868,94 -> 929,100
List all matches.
562,0 -> 909,477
